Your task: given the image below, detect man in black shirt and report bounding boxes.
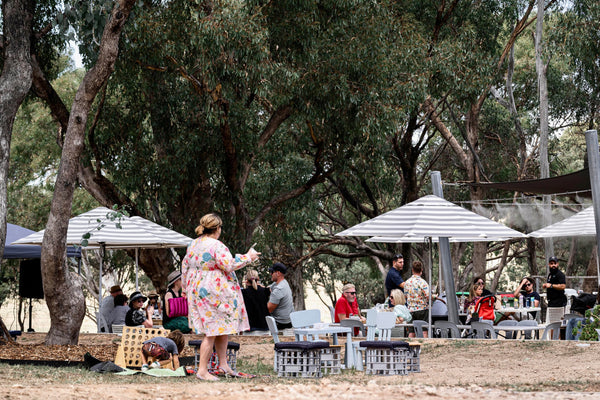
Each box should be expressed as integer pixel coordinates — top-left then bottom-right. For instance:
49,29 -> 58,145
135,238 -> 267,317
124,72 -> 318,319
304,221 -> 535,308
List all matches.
542,256 -> 567,322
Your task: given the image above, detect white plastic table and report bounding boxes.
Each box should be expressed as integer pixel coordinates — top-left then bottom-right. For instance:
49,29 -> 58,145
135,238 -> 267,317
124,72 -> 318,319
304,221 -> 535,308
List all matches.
293,325 -> 354,368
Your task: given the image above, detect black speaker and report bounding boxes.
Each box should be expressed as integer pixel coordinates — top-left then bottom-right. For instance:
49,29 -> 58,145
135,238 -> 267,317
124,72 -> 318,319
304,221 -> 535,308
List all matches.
19,259 -> 44,299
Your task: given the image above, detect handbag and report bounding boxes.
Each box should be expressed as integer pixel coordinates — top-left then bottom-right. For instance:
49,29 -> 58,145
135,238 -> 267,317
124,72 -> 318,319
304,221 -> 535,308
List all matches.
167,296 -> 188,318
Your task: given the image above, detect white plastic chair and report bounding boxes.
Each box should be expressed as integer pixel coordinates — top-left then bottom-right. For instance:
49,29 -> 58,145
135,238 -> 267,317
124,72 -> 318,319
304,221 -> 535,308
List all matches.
329,306 -> 336,323
516,320 -> 538,339
265,316 -> 280,371
434,320 -> 461,338
495,320 -> 517,339
412,320 -> 428,338
470,321 -> 497,339
290,309 -> 322,341
541,321 -> 562,340
352,309 -> 379,370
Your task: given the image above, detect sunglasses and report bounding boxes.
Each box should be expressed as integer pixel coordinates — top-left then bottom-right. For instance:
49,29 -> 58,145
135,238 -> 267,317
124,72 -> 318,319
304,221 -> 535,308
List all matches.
525,283 -> 532,287
345,291 -> 356,295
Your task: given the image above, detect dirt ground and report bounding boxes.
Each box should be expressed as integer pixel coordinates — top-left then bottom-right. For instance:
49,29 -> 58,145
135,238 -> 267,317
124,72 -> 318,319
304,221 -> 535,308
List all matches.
1,332 -> 600,399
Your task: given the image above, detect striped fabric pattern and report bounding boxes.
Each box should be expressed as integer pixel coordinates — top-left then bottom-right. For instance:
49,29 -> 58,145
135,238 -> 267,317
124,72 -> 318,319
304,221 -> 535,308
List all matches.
336,195 -> 525,241
12,207 -> 192,249
528,206 -> 595,238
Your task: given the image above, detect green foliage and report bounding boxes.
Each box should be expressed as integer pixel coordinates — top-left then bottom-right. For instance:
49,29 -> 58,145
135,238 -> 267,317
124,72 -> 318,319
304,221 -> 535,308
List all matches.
573,305 -> 600,341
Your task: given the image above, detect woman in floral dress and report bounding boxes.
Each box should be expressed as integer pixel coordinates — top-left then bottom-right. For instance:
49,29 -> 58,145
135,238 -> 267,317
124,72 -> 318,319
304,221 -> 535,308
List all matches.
182,213 -> 260,380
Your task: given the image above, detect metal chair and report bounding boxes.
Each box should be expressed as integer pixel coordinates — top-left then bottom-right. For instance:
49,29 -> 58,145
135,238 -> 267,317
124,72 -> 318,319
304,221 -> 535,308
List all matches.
434,320 -> 461,338
541,321 -> 562,340
496,319 -> 518,339
516,319 -> 538,339
412,320 -> 428,338
470,321 -> 497,339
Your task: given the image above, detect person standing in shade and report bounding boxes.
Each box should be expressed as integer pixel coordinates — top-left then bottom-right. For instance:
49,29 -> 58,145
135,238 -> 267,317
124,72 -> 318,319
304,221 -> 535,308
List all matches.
267,262 -> 295,330
542,256 -> 567,322
404,261 -> 432,338
385,254 -> 405,296
100,285 -> 122,332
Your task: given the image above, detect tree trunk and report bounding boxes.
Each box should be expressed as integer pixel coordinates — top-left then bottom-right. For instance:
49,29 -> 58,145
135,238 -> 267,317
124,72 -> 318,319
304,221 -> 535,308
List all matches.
0,0 -> 34,259
42,0 -> 137,345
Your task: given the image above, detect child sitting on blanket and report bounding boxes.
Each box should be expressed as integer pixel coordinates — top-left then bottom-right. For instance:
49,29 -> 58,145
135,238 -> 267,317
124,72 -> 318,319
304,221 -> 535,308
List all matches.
141,330 -> 185,371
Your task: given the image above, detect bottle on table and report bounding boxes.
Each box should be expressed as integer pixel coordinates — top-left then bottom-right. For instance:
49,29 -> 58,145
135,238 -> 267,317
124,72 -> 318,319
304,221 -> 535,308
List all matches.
519,294 -> 524,309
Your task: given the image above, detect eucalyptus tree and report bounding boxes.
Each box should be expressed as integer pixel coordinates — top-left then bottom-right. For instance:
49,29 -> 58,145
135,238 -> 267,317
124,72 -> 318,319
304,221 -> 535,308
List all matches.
2,0 -> 137,344
0,0 -> 34,261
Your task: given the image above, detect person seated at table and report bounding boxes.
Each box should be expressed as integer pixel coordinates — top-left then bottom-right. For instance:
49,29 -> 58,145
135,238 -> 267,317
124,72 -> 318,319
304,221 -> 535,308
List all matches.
125,291 -> 154,328
473,276 -> 493,296
109,293 -> 129,327
334,283 -> 366,323
389,289 -> 412,324
512,276 -> 541,320
241,269 -> 271,331
148,291 -> 162,318
464,283 -> 483,324
163,270 -> 192,333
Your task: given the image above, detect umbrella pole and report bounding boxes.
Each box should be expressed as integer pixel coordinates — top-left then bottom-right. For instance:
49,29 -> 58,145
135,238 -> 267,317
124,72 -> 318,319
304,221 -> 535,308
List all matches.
98,243 -> 105,309
135,248 -> 139,291
428,237 -> 433,337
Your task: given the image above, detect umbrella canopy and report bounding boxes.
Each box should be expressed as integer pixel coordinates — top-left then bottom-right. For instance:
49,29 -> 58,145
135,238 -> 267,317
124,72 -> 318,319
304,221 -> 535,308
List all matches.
337,195 -> 526,240
11,207 -> 192,315
336,194 -> 526,331
528,206 -> 596,238
12,207 -> 192,248
4,223 -> 81,259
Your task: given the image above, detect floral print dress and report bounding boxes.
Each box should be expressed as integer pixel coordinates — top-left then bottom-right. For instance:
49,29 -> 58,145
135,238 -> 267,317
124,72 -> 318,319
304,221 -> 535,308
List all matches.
182,236 -> 252,336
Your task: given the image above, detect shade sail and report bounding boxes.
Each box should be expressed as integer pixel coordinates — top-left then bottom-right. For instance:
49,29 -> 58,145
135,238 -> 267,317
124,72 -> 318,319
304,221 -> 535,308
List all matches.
4,223 -> 81,259
527,207 -> 596,238
12,207 -> 192,249
336,195 -> 525,240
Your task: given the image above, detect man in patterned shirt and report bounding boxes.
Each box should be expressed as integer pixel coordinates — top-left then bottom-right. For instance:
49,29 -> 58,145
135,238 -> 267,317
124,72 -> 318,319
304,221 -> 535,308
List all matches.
404,260 -> 431,338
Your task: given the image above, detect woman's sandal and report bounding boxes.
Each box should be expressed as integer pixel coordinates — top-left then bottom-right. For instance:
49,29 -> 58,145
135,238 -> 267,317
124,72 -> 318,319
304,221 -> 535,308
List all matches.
215,367 -> 256,379
196,373 -> 219,381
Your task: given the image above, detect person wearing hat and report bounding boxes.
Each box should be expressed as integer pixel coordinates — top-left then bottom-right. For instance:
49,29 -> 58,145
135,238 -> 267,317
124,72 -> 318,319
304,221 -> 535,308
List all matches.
182,213 -> 260,380
267,262 -> 295,329
385,254 -> 405,296
162,270 -> 191,333
125,291 -> 154,328
542,256 -> 567,322
100,285 -> 123,333
147,291 -> 161,317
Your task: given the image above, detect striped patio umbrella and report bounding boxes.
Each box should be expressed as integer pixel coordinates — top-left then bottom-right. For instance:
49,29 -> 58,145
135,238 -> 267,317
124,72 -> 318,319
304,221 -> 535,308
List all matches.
12,207 -> 192,307
527,206 -> 596,238
336,195 -> 525,331
337,195 -> 526,240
